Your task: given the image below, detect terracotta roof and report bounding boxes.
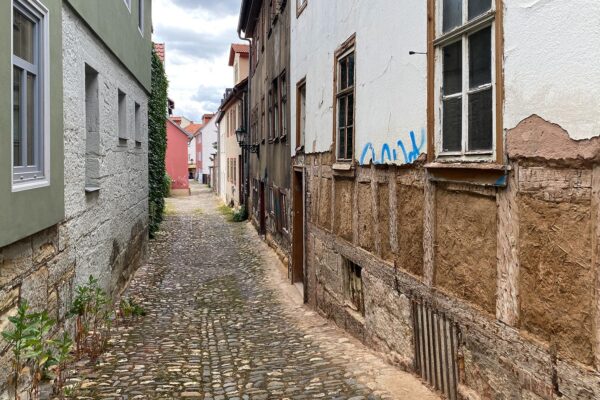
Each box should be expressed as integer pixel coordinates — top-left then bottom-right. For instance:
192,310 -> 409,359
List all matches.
154,43 -> 165,63
185,123 -> 204,135
229,43 -> 250,66
167,119 -> 194,139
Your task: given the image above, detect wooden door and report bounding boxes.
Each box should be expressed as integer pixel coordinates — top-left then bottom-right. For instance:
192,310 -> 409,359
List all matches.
292,170 -> 304,286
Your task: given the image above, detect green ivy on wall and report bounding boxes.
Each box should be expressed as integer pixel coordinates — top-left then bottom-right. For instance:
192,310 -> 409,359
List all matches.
148,49 -> 169,237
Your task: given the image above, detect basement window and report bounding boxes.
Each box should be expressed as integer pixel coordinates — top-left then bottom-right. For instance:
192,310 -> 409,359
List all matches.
343,259 -> 364,315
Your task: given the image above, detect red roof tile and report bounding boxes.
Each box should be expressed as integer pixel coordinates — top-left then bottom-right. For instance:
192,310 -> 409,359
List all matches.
154,43 -> 165,63
185,123 -> 204,135
229,43 -> 250,66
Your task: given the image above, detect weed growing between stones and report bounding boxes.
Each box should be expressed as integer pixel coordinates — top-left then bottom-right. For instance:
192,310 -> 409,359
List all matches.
218,203 -> 247,222
232,205 -> 248,222
2,276 -> 147,399
69,275 -> 112,360
118,297 -> 147,320
1,302 -> 72,400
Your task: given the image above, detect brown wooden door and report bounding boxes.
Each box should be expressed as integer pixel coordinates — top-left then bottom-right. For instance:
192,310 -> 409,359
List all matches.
292,170 -> 304,285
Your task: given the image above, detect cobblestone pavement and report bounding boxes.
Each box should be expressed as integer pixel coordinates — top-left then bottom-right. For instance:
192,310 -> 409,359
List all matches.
68,183 -> 438,400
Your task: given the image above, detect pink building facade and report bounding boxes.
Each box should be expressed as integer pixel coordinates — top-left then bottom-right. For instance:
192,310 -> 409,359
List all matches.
166,119 -> 192,195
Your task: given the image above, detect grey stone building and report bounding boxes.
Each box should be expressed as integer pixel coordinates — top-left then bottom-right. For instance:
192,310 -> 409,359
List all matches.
0,0 -> 152,393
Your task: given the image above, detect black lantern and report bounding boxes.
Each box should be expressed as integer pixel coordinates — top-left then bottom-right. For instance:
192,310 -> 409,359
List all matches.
235,127 -> 246,146
236,127 -> 259,154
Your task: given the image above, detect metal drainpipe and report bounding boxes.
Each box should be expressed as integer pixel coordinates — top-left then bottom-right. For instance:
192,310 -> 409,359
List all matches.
238,32 -> 252,209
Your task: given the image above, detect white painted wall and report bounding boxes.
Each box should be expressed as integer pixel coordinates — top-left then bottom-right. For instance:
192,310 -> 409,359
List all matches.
188,136 -> 196,164
289,0 -> 428,166
200,114 -> 218,177
503,0 -> 600,139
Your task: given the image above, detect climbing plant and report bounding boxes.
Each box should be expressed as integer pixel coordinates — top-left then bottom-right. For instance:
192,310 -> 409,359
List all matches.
148,48 -> 169,237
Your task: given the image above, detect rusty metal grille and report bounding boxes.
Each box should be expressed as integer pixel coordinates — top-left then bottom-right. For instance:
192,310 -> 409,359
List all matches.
412,298 -> 459,400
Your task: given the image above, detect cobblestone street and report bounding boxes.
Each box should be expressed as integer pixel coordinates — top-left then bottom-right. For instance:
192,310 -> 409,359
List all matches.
69,183 -> 437,400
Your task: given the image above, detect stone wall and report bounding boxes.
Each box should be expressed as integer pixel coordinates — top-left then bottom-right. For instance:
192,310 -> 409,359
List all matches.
299,116 -> 600,399
62,3 -> 149,293
0,4 -> 148,395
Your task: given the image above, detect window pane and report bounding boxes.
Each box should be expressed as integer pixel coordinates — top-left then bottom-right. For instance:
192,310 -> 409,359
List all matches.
443,0 -> 462,33
443,41 -> 462,95
338,96 -> 346,128
443,97 -> 462,152
27,73 -> 35,166
468,0 -> 492,20
468,89 -> 493,151
340,57 -> 347,90
13,9 -> 34,63
469,26 -> 491,88
347,94 -> 354,126
348,53 -> 355,87
346,126 -> 353,160
338,128 -> 345,159
13,67 -> 22,166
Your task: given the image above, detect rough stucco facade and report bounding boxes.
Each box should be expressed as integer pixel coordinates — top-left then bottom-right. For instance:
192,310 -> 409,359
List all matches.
289,1 -> 600,399
0,1 -> 150,394
239,0 -> 292,271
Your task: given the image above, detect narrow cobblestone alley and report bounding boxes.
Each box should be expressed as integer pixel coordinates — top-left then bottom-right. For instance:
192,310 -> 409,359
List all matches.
69,183 -> 438,400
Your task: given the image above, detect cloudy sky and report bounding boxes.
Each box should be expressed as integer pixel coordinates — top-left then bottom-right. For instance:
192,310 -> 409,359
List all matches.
152,0 -> 242,122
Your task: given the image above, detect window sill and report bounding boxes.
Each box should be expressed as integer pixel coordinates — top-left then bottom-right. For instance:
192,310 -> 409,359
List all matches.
12,178 -> 50,193
85,186 -> 100,194
425,162 -> 509,187
332,162 -> 355,178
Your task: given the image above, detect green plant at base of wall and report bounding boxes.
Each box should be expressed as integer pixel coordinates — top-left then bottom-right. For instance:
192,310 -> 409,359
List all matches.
232,206 -> 248,222
148,48 -> 169,238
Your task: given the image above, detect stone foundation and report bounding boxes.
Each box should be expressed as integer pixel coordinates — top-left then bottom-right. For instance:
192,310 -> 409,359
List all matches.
0,4 -> 149,396
297,116 -> 600,399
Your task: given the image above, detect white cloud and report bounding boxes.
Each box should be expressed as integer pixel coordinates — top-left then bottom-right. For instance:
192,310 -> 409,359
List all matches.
152,0 -> 242,121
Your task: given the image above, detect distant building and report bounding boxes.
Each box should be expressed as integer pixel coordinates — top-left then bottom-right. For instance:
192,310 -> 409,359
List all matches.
216,44 -> 249,207
185,122 -> 204,179
199,114 -> 218,184
166,118 -> 193,195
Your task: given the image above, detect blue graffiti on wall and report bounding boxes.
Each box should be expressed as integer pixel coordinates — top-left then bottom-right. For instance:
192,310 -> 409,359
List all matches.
359,129 -> 426,165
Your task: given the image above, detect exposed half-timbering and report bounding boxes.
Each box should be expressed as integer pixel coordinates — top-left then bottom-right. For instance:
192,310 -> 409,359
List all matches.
287,0 -> 600,399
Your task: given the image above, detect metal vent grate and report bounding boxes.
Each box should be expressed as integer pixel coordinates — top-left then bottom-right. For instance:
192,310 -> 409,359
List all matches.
412,298 -> 460,400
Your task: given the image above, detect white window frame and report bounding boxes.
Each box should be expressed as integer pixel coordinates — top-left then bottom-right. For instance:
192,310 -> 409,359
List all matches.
434,0 -> 496,162
123,0 -> 132,12
11,0 -> 50,192
138,0 -> 144,36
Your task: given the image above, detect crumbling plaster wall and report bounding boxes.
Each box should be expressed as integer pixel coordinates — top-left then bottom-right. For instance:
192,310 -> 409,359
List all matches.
302,115 -> 600,397
504,0 -> 600,141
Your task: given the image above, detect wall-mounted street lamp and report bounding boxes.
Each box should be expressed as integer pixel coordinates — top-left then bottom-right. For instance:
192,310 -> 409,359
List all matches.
235,127 -> 259,154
